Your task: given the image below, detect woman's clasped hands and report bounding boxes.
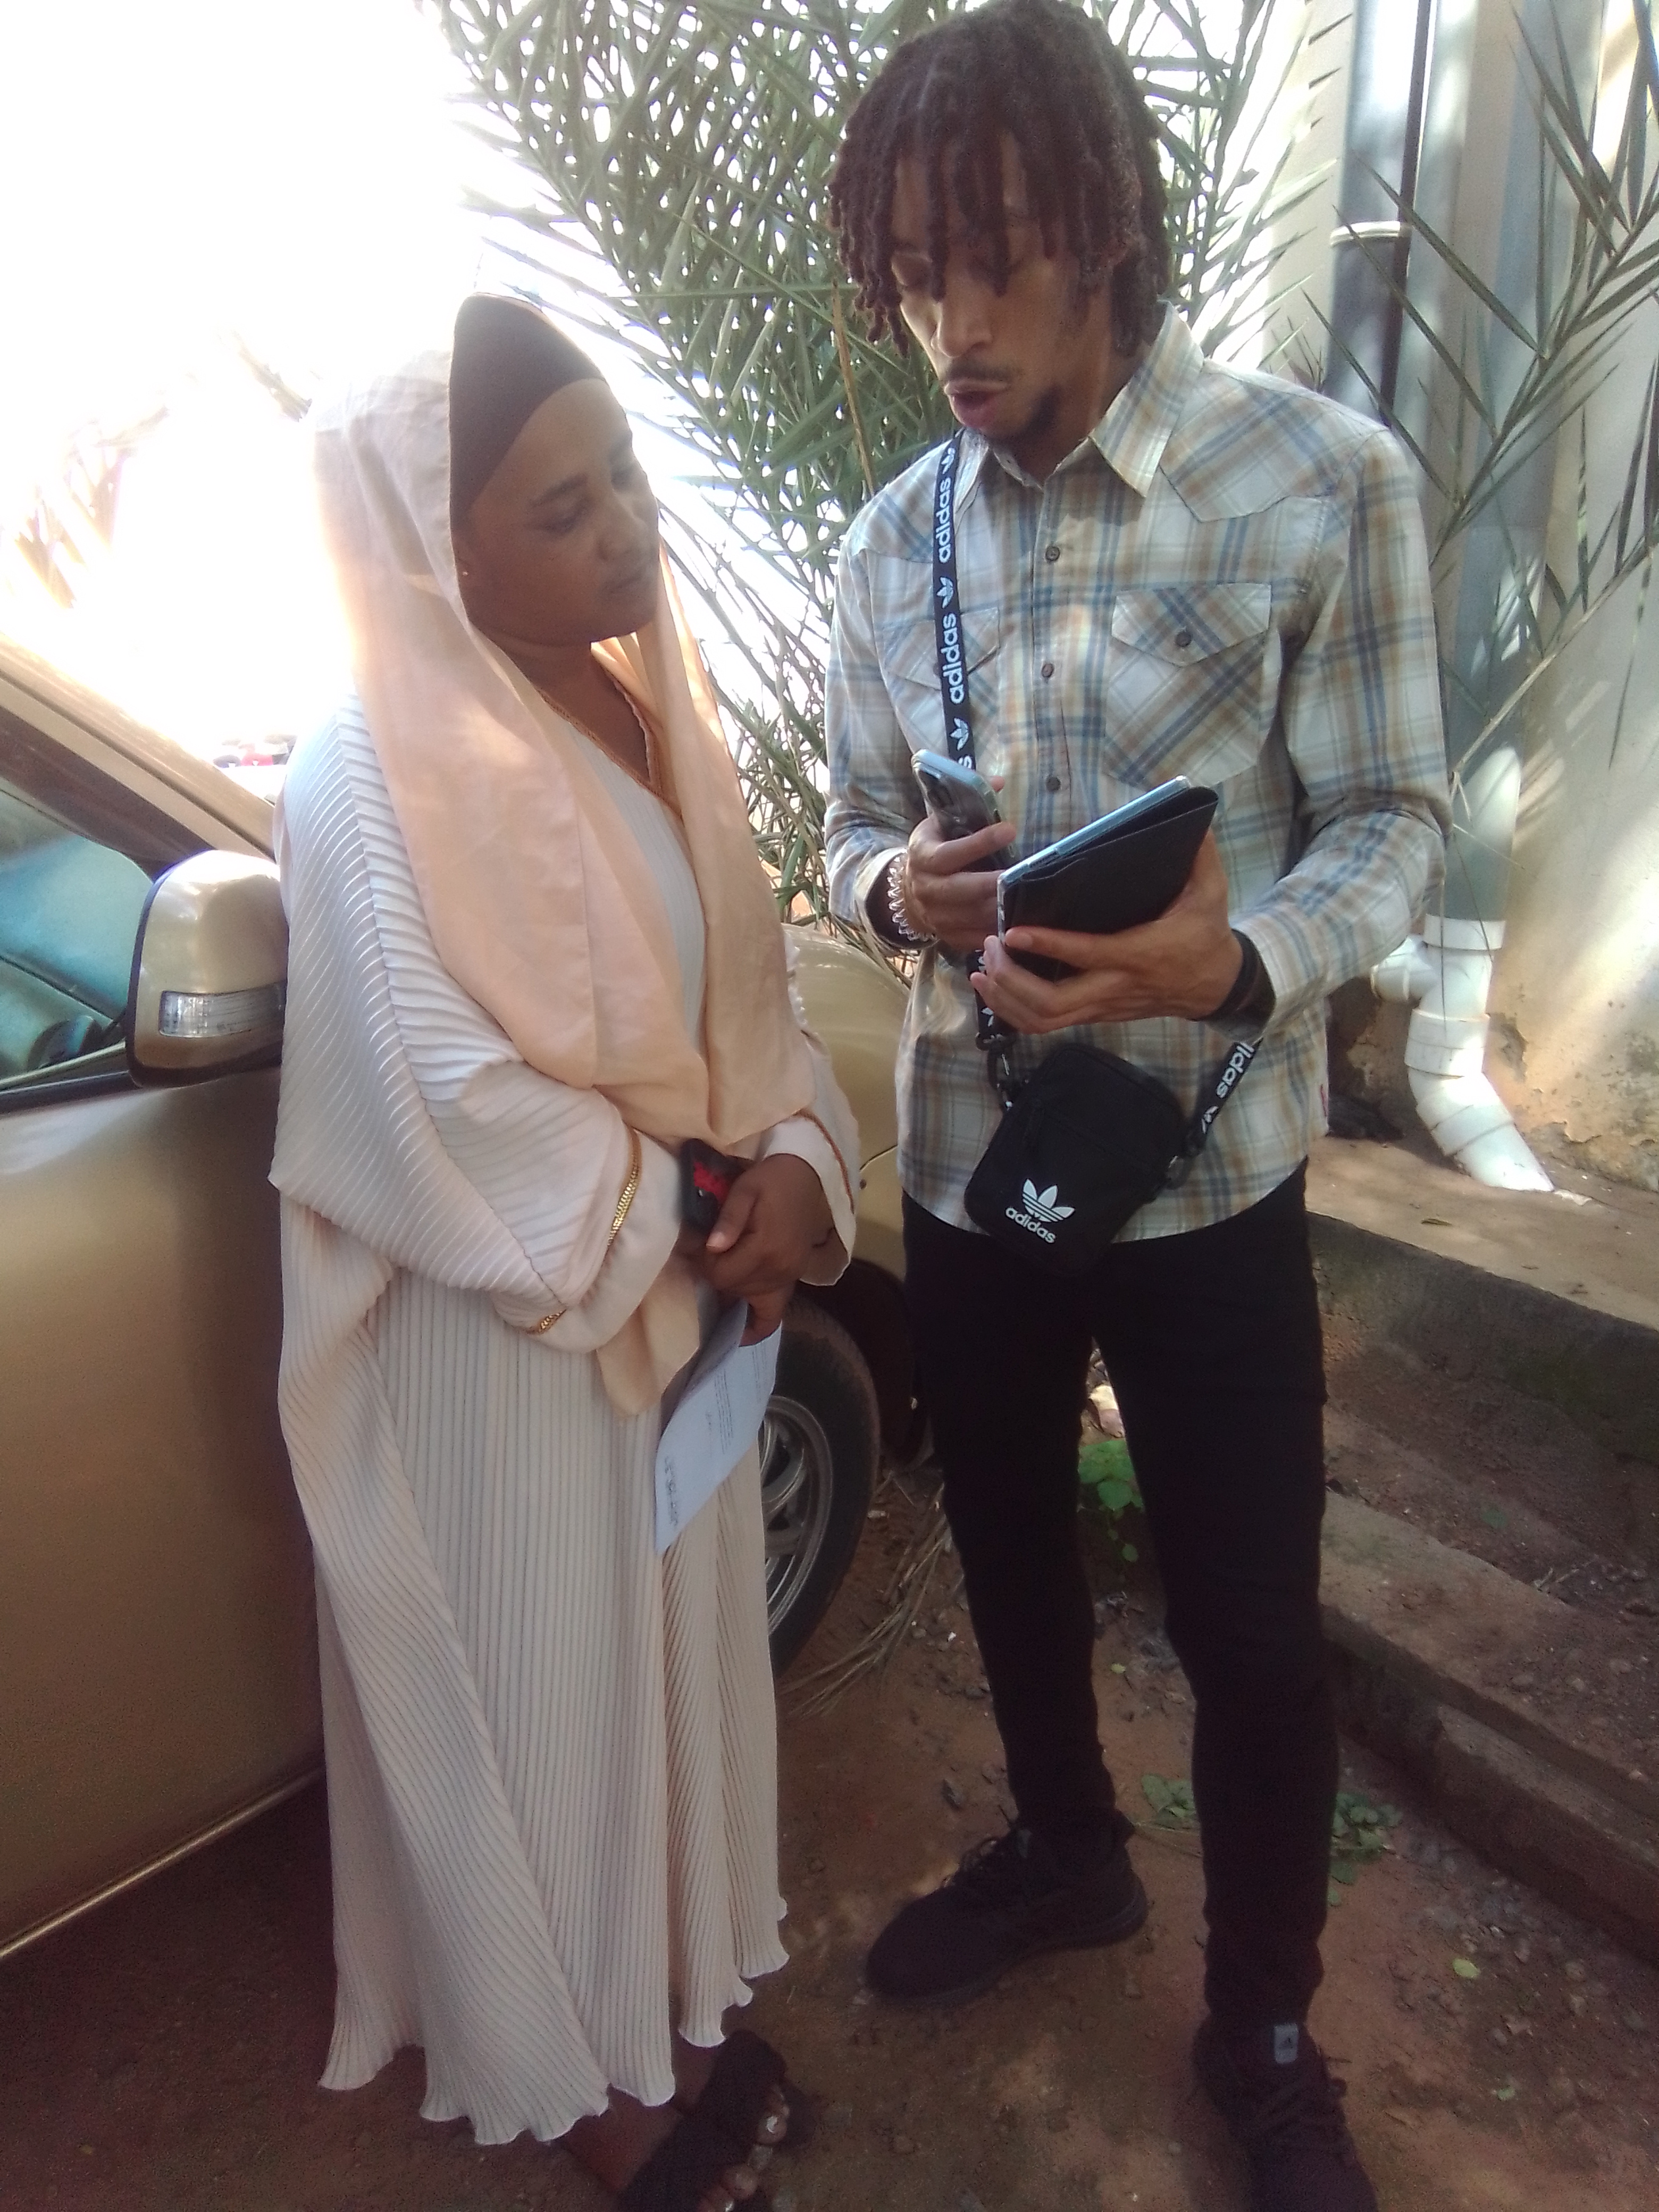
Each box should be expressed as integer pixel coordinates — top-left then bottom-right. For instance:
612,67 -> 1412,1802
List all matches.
677,1155 -> 837,1343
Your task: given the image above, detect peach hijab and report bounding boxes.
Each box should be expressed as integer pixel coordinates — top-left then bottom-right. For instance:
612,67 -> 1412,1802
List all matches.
308,300 -> 813,1158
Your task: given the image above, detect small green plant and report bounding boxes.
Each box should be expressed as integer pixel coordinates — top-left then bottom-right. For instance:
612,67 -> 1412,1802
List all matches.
1328,1789 -> 1402,1875
1141,1772 -> 1198,1829
1078,1432 -> 1143,1566
1326,1790 -> 1402,1901
1136,1779 -> 1402,1883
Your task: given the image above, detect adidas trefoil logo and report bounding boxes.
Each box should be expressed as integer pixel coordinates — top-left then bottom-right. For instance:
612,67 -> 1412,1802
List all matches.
1006,1178 -> 1074,1243
1023,1179 -> 1073,1224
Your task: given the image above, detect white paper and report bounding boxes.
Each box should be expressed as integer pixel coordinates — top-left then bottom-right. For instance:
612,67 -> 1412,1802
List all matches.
654,1302 -> 781,1553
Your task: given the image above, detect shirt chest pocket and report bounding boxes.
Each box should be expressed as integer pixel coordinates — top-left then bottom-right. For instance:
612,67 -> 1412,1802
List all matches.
1105,583 -> 1278,787
876,605 -> 1003,766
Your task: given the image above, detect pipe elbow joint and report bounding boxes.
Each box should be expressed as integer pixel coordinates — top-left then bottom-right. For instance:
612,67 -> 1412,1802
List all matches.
1404,1064 -> 1554,1191
1371,934 -> 1435,1004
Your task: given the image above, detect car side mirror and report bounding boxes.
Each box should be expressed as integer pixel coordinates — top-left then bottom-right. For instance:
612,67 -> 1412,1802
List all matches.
125,852 -> 288,1082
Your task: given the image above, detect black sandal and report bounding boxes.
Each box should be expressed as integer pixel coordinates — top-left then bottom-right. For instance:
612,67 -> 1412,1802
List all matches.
681,2029 -> 816,2154
617,2107 -> 770,2212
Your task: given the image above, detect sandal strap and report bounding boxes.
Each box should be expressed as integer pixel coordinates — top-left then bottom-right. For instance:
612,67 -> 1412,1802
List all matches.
617,2109 -> 766,2212
688,2031 -> 816,2152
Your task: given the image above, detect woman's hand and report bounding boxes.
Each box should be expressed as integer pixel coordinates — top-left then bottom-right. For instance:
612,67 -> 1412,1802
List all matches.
695,1155 -> 837,1344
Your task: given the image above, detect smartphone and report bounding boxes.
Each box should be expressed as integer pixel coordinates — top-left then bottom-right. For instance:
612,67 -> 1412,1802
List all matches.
679,1138 -> 747,1236
912,749 -> 1001,864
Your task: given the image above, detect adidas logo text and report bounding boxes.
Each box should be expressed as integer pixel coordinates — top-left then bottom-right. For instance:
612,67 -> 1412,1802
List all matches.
1005,1179 -> 1073,1242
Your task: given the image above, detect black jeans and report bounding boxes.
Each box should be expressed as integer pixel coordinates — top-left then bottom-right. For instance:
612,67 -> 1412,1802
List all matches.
903,1167 -> 1336,2033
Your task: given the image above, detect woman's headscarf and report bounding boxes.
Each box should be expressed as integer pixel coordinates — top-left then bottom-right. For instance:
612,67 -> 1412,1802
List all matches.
309,296 -> 814,1158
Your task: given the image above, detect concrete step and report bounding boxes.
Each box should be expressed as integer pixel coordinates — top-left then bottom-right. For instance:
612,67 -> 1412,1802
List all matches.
1307,1136 -> 1659,1473
1432,1708 -> 1659,1966
1320,1493 -> 1658,1964
1321,1494 -> 1656,1823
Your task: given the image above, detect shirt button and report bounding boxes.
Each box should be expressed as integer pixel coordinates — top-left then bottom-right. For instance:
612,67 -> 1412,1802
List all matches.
1175,628 -> 1194,650
1040,660 -> 1055,679
1044,543 -> 1062,563
1044,774 -> 1062,792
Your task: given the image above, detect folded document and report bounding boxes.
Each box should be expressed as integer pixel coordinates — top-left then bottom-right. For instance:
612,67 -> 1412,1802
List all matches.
654,1300 -> 780,1552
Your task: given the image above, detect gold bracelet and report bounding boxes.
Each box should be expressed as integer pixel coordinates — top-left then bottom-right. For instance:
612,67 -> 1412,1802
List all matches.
608,1126 -> 643,1245
516,1129 -> 641,1338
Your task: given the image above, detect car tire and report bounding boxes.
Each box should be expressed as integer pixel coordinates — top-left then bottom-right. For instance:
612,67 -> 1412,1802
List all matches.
763,1296 -> 879,1675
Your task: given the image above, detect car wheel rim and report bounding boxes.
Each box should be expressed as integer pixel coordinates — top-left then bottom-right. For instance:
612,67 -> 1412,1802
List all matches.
759,1390 -> 835,1636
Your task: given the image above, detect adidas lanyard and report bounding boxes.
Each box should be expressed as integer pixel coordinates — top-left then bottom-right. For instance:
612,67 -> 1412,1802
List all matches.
930,431 -> 976,763
929,431 -> 1002,1055
929,433 -> 1258,1159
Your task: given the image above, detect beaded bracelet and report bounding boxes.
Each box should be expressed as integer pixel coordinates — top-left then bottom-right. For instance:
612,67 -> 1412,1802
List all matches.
874,854 -> 934,949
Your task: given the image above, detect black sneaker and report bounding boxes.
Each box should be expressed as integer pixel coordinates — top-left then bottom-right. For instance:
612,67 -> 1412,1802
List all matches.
1193,2016 -> 1379,2212
865,1824 -> 1147,2006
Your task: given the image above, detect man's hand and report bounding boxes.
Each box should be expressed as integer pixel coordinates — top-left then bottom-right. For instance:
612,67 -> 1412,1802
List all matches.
696,1154 -> 838,1344
901,811 -> 1017,952
972,832 -> 1242,1033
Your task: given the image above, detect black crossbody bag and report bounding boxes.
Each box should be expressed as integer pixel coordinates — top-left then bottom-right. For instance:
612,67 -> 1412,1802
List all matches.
921,434 -> 1256,1275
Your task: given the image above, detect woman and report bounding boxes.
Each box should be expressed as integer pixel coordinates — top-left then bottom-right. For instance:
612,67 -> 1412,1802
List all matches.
272,295 -> 859,2212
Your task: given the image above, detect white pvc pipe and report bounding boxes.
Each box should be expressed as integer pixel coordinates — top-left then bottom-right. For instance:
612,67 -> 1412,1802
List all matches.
1370,916 -> 1554,1191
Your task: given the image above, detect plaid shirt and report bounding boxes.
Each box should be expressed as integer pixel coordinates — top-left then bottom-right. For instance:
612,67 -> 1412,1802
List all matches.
825,308 -> 1449,1239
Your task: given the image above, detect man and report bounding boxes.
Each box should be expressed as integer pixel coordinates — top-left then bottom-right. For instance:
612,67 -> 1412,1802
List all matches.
822,5 -> 1448,2208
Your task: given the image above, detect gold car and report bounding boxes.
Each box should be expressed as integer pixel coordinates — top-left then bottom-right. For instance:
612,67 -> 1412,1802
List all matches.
0,637 -> 915,1963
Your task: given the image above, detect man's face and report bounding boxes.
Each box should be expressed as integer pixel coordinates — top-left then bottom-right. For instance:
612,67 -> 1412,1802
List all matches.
889,135 -> 1126,471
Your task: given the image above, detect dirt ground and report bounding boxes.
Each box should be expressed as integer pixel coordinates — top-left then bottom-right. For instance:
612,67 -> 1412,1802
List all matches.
4,1481 -> 1658,2212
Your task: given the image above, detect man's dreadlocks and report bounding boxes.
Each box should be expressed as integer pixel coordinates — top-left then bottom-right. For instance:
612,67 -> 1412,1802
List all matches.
830,0 -> 1170,356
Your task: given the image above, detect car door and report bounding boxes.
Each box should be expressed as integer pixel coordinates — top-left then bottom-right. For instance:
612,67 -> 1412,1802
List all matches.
0,680 -> 319,1959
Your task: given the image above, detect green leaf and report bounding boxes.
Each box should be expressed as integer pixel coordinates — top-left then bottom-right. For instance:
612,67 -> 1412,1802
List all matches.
1138,1772 -> 1197,1827
1452,1957 -> 1481,1981
1078,1434 -> 1141,1516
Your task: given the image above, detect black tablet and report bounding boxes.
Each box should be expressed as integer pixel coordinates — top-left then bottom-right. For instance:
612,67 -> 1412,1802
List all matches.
997,779 -> 1218,978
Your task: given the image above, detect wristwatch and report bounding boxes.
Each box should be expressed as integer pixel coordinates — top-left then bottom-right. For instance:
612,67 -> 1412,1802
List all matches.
1205,930 -> 1275,1030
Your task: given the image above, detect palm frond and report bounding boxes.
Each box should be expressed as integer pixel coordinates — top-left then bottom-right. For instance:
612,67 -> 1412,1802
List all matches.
1329,1 -> 1659,780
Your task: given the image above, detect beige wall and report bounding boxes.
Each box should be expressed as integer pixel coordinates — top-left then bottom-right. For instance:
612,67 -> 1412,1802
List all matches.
1496,287 -> 1659,1191
1454,1 -> 1659,1190
1279,0 -> 1659,1192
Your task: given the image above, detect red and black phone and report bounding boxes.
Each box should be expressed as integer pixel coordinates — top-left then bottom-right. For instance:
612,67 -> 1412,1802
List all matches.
678,1138 -> 748,1237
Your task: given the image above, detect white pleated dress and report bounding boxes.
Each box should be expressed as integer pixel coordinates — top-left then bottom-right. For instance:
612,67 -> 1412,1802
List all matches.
271,703 -> 856,2146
